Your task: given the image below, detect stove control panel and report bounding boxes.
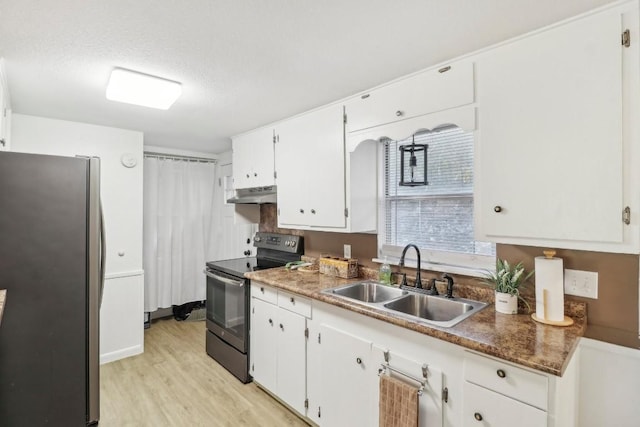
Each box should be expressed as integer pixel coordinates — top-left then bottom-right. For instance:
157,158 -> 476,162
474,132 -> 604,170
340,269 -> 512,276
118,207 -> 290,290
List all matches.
254,232 -> 304,254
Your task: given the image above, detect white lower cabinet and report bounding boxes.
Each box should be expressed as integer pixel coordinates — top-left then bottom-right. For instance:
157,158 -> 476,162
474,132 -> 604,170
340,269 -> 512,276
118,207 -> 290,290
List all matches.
319,324 -> 374,427
463,351 -> 578,427
250,298 -> 278,392
250,283 -> 310,417
462,382 -> 547,427
254,292 -> 578,426
310,301 -> 451,427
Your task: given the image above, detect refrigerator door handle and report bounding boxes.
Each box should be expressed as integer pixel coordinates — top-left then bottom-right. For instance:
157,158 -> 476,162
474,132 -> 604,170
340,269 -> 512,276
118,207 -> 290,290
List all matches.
99,202 -> 106,308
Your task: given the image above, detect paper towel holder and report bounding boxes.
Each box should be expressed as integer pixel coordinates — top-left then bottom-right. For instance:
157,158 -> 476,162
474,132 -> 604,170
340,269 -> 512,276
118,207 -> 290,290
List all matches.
532,252 -> 574,326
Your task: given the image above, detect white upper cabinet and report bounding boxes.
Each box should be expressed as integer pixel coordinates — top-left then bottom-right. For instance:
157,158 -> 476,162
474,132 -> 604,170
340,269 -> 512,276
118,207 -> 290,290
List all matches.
475,4 -> 640,253
0,58 -> 11,151
232,127 -> 275,189
345,60 -> 474,133
275,104 -> 348,229
275,103 -> 378,232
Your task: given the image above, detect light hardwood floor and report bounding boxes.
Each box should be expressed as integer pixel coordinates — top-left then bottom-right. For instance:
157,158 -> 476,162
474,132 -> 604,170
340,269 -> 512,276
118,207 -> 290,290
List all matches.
100,318 -> 309,427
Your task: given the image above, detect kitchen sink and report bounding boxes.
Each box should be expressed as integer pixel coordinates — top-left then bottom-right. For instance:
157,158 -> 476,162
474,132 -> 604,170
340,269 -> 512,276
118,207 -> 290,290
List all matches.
324,281 -> 408,303
321,281 -> 487,328
383,293 -> 486,327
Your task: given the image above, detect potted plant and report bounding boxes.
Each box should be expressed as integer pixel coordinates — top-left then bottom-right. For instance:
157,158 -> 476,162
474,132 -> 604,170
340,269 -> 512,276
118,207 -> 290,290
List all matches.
482,259 -> 533,314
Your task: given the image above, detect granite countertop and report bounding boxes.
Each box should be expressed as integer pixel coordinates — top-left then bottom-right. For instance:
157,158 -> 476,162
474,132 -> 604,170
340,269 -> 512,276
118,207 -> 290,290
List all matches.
245,268 -> 587,377
0,289 -> 6,326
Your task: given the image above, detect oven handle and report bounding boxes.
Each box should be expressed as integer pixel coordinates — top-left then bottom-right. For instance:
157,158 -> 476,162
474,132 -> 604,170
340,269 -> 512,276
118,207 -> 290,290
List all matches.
203,269 -> 245,287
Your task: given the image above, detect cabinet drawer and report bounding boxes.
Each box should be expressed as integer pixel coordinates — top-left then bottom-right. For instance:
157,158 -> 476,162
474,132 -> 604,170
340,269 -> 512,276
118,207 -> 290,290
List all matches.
252,283 -> 278,304
464,352 -> 548,410
345,60 -> 474,133
277,290 -> 311,318
463,382 -> 547,427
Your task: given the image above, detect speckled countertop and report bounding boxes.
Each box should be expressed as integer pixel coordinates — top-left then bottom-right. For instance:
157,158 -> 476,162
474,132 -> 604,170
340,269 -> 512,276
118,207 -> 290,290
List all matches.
0,290 -> 6,326
245,268 -> 587,377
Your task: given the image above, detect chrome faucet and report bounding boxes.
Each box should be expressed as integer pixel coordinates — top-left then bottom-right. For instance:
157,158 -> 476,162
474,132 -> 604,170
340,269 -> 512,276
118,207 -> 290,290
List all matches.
398,244 -> 422,289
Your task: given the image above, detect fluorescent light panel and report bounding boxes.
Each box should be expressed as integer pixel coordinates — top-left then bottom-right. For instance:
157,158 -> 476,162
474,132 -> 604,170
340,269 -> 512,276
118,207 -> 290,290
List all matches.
106,68 -> 182,110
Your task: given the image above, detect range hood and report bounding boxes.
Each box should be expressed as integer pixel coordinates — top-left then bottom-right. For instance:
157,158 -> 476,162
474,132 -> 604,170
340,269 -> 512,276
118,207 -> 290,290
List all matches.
227,186 -> 277,204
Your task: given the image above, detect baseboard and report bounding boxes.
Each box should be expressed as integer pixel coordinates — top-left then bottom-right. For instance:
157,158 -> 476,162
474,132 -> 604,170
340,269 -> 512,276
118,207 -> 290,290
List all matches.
100,344 -> 144,365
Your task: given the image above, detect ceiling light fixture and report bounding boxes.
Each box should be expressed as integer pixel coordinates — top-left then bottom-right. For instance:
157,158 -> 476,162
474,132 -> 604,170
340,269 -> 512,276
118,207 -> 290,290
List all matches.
106,68 -> 182,110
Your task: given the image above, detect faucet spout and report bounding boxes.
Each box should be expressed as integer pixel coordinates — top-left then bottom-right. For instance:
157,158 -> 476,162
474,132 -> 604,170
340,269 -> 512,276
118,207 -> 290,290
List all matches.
443,273 -> 455,298
399,244 -> 422,289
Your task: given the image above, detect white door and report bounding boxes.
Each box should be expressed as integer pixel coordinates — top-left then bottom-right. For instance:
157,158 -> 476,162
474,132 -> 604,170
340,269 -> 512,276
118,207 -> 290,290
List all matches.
275,104 -> 346,228
320,324 -> 373,427
476,9 -> 624,243
276,308 -> 307,416
372,346 -> 444,427
250,298 -> 278,393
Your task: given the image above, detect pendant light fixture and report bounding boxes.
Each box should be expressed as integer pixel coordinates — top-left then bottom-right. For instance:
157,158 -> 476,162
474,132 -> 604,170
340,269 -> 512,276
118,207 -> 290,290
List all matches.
399,135 -> 428,187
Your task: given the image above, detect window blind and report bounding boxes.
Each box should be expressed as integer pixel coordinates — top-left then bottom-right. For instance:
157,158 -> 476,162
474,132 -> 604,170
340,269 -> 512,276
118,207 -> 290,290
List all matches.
383,127 -> 495,257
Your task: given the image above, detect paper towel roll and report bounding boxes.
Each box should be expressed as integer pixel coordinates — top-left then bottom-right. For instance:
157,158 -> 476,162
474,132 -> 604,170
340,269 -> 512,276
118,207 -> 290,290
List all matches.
535,252 -> 564,321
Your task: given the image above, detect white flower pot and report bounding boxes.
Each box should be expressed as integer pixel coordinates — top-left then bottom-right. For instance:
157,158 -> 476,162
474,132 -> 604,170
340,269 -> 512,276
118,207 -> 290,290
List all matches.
495,292 -> 518,314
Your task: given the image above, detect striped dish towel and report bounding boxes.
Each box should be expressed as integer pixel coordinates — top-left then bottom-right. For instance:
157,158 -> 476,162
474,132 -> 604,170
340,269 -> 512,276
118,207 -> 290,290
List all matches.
379,374 -> 419,427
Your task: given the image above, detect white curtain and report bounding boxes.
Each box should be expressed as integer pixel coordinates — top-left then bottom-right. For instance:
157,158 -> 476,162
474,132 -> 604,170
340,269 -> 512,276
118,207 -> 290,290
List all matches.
143,157 -> 217,312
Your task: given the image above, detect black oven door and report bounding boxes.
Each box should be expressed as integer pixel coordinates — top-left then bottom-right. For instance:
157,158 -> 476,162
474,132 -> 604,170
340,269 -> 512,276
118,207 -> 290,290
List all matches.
205,268 -> 248,353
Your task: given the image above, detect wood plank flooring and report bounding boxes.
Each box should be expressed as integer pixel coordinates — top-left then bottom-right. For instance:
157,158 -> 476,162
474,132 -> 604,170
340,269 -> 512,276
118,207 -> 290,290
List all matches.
100,318 -> 309,427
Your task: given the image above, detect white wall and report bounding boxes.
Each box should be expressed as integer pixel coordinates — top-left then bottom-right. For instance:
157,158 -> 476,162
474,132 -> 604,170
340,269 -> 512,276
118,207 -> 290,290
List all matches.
578,338 -> 640,427
11,114 -> 144,363
212,150 -> 257,260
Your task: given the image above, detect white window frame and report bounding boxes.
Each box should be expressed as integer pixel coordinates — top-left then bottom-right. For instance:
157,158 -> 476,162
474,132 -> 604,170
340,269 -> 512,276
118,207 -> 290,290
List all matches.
350,107 -> 495,278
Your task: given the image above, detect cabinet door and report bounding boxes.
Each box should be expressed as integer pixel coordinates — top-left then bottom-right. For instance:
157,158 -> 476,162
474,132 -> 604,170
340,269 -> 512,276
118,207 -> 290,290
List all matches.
232,127 -> 274,189
320,324 -> 373,427
462,382 -> 547,427
276,308 -> 307,416
345,61 -> 474,133
250,298 -> 278,392
476,10 -> 624,244
372,346 -> 444,427
276,104 -> 346,228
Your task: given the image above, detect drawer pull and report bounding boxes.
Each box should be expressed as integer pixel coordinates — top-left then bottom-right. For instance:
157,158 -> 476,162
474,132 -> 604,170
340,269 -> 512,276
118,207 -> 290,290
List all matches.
268,318 -> 273,326
396,110 -> 404,117
356,357 -> 362,365
260,287 -> 265,293
290,297 -> 295,304
494,205 -> 502,213
497,369 -> 506,378
474,412 -> 483,421
279,323 -> 284,331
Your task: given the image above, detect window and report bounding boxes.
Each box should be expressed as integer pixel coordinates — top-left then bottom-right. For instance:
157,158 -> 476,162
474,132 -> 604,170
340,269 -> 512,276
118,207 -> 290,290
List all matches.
380,125 -> 495,275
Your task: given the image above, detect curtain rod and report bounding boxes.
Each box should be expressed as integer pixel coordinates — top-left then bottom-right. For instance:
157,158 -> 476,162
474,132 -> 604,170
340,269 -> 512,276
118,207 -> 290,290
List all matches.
144,152 -> 217,163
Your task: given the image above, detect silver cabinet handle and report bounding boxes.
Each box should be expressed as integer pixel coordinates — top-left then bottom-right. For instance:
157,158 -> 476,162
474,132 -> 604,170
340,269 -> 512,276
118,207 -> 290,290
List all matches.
202,269 -> 244,287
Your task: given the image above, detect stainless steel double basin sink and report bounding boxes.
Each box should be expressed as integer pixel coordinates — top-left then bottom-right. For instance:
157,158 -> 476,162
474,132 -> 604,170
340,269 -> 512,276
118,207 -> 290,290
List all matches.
321,280 -> 487,328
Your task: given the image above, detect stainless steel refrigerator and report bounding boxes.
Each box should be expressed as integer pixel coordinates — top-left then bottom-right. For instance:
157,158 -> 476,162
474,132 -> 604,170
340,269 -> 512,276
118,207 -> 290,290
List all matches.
0,151 -> 104,426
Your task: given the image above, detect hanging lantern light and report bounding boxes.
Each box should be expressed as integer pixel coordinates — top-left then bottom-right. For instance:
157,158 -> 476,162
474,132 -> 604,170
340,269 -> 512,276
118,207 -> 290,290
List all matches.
399,135 -> 428,187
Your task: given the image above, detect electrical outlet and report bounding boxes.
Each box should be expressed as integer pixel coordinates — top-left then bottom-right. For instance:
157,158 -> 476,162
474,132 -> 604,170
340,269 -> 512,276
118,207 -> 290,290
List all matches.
343,244 -> 352,259
564,269 -> 598,299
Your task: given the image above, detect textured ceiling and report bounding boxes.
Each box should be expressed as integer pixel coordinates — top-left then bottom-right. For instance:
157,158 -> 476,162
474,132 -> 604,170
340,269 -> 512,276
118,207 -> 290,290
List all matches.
0,0 -> 616,153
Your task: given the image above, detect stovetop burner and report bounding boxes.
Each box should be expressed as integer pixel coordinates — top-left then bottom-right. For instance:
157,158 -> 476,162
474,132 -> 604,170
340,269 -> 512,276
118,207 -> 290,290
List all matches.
205,232 -> 304,277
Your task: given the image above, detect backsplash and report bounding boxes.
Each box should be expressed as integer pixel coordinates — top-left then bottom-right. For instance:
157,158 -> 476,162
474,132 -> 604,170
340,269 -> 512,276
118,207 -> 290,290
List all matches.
260,204 -> 640,349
